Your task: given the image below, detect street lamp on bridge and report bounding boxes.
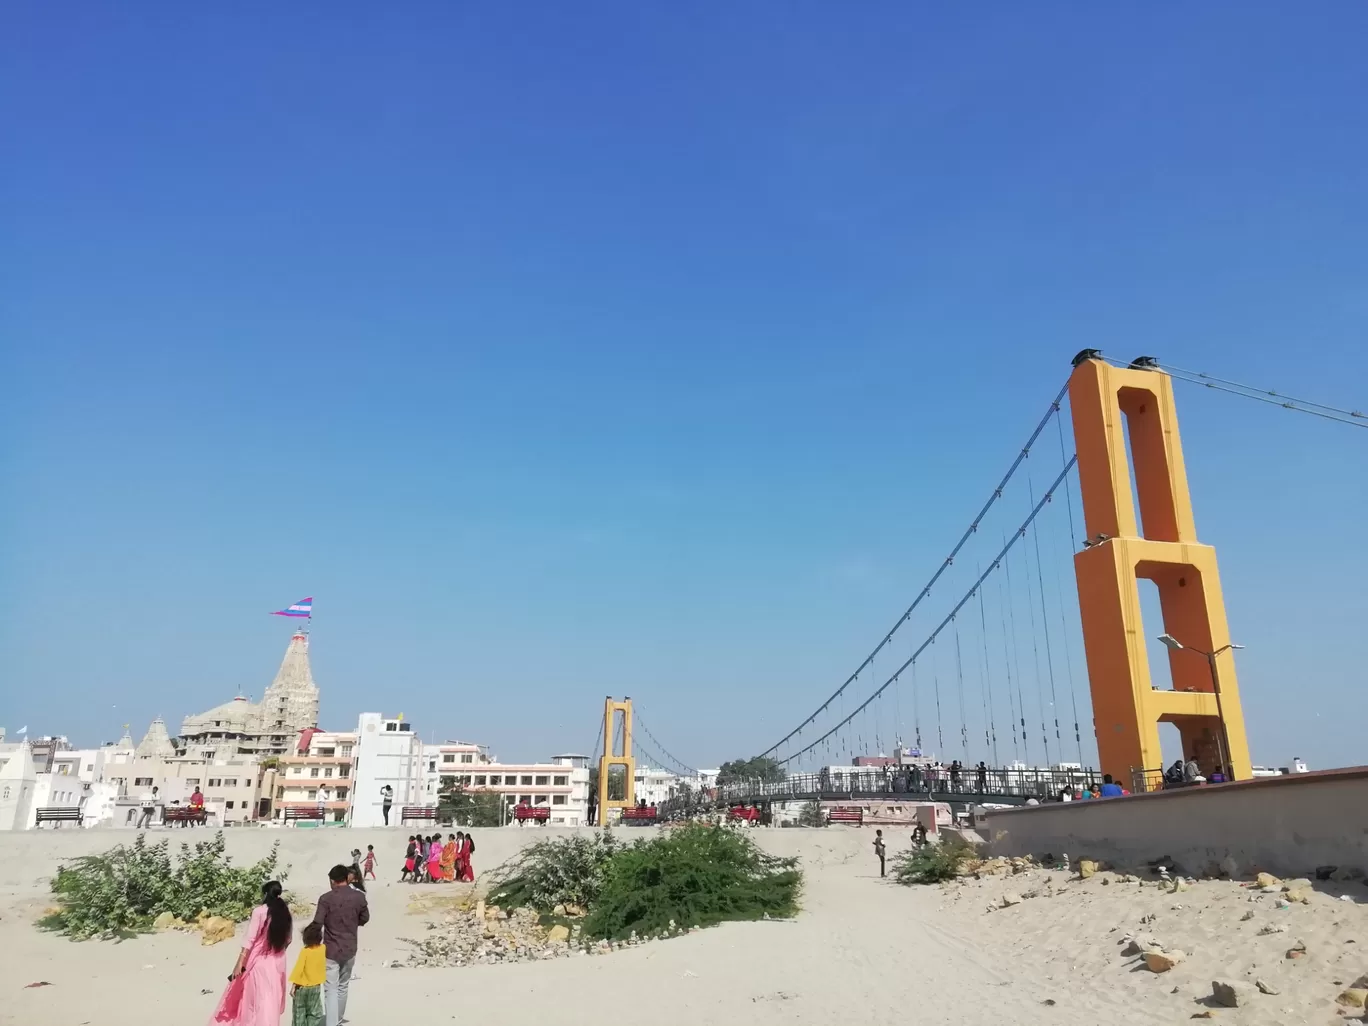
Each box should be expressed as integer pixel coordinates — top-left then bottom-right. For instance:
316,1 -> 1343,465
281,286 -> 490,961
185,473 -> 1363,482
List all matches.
1156,634 -> 1245,782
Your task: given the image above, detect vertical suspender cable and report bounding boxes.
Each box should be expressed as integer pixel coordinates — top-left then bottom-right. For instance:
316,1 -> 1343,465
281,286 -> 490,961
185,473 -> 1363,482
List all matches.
996,556 -> 1020,763
1055,413 -> 1086,764
1003,533 -> 1030,766
953,616 -> 969,759
977,569 -> 1000,766
1019,501 -> 1052,768
1028,473 -> 1063,754
932,638 -> 945,754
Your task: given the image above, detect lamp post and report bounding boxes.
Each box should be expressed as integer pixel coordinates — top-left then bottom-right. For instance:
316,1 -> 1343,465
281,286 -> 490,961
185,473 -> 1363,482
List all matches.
1157,634 -> 1244,781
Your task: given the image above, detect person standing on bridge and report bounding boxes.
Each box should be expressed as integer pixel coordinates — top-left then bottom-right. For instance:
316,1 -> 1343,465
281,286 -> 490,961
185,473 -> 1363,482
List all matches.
873,830 -> 887,878
975,762 -> 987,793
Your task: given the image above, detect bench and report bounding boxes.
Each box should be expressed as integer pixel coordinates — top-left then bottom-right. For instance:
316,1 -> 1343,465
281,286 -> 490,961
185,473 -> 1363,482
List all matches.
163,807 -> 208,825
728,806 -> 760,823
514,805 -> 550,825
284,807 -> 326,824
619,807 -> 658,825
827,807 -> 864,826
401,805 -> 438,823
34,807 -> 83,827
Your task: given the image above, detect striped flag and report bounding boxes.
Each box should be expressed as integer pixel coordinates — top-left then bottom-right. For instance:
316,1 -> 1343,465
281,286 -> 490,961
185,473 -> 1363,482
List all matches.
270,597 -> 313,618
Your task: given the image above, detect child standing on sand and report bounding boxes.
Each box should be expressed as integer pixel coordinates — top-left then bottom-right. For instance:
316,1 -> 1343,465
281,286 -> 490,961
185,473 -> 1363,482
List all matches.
873,829 -> 887,878
363,845 -> 376,880
289,922 -> 326,1026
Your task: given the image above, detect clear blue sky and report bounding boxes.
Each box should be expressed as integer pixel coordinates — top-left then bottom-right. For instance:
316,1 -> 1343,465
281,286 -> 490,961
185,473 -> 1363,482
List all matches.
3,5 -> 1365,771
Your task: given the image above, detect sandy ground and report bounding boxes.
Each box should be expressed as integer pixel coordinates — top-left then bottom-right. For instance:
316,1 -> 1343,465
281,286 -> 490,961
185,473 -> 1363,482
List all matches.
1,825 -> 1365,1026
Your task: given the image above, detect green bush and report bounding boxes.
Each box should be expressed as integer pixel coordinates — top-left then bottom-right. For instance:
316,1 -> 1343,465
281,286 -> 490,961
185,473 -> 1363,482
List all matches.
487,832 -> 622,912
796,801 -> 825,827
890,839 -> 975,885
582,824 -> 800,941
44,832 -> 286,939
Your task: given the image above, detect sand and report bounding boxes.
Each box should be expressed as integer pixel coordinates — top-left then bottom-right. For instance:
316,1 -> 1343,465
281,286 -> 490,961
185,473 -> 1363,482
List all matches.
1,825 -> 1364,1026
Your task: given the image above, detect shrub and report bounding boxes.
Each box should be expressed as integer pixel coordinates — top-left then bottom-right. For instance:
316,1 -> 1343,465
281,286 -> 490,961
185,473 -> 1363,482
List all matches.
44,832 -> 286,939
582,823 -> 800,941
891,839 -> 975,885
487,832 -> 622,912
796,801 -> 825,827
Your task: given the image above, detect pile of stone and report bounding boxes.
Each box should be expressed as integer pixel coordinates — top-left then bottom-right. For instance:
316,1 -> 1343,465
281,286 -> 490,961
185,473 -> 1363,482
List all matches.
404,902 -> 578,968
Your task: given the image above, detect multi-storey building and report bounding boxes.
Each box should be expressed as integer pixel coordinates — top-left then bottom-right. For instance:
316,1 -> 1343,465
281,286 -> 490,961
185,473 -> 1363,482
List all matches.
350,713 -> 425,827
273,729 -> 357,823
421,745 -> 591,826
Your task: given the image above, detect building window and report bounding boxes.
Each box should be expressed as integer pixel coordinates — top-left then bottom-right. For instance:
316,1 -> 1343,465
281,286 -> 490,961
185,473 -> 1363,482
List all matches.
474,775 -> 486,786
319,748 -> 335,757
520,775 -> 533,786
208,778 -> 222,787
552,795 -> 567,805
461,753 -> 473,763
336,787 -> 348,800
323,768 -> 334,778
2,787 -> 9,800
443,754 -> 455,764
307,790 -> 317,800
276,788 -> 284,800
186,778 -> 200,786
428,760 -> 436,772
339,745 -> 353,756
223,779 -> 238,787
339,766 -> 350,778
226,801 -> 235,810
520,795 -> 532,804
386,723 -> 397,732
135,777 -> 153,786
535,775 -> 549,786
487,775 -> 501,785
310,768 -> 320,778
534,795 -> 549,805
554,775 -> 568,786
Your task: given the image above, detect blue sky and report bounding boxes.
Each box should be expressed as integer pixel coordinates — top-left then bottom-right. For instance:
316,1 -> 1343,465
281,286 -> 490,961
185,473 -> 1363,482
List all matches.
3,5 -> 1365,771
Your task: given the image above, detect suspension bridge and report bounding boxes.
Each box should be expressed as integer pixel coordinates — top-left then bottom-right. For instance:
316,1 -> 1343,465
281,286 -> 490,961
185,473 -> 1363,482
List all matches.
588,351 -> 1363,819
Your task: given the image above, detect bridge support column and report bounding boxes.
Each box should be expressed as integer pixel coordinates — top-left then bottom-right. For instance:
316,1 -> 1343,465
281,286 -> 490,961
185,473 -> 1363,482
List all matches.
597,697 -> 636,822
1069,357 -> 1252,785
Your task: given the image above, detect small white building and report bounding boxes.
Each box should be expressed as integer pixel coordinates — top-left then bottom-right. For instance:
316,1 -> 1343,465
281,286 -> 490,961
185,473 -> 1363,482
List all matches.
350,713 -> 425,828
0,744 -> 39,831
273,729 -> 357,823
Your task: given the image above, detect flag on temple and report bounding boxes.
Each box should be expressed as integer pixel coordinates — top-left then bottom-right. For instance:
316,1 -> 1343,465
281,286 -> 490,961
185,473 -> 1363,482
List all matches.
270,597 -> 313,618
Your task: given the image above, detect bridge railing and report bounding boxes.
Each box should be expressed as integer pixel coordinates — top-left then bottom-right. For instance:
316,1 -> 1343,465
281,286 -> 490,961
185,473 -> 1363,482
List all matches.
707,766 -> 1098,806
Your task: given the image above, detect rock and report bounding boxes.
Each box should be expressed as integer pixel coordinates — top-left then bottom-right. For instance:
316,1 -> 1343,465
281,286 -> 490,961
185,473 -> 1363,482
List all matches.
1255,979 -> 1279,995
1211,979 -> 1255,1007
565,904 -> 586,917
1122,933 -> 1164,956
1240,910 -> 1255,921
1259,885 -> 1282,894
553,904 -> 567,916
199,917 -> 236,946
1171,878 -> 1191,893
546,924 -> 570,943
999,893 -> 1022,908
152,911 -> 181,932
1190,1012 -> 1214,1019
1256,872 -> 1281,889
1336,988 -> 1368,1009
1284,938 -> 1307,959
1079,860 -> 1098,879
1282,878 -> 1312,891
1144,950 -> 1185,972
1284,888 -> 1310,904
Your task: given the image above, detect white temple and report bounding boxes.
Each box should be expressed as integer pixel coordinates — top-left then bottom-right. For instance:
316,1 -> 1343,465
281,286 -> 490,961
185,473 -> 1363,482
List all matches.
179,630 -> 321,756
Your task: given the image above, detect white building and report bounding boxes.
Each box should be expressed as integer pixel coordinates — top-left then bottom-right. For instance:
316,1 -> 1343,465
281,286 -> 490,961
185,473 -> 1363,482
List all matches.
420,744 -> 591,826
273,729 -> 357,823
0,744 -> 38,831
350,713 -> 425,828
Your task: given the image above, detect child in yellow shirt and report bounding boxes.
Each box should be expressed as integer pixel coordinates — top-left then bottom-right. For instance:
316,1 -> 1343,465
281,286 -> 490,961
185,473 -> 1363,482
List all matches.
289,922 -> 326,1026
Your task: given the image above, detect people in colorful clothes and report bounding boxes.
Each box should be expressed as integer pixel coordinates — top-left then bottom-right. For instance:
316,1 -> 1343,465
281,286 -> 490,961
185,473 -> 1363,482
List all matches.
210,880 -> 291,1026
439,834 -> 457,882
289,922 -> 325,1026
426,833 -> 442,883
458,831 -> 475,882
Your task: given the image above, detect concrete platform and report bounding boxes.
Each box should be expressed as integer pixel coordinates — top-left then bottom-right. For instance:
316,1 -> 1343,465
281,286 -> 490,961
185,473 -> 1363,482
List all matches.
979,767 -> 1368,878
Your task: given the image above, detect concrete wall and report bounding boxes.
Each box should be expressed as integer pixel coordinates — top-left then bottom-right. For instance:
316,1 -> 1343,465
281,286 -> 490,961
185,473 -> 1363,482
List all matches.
980,767 -> 1368,879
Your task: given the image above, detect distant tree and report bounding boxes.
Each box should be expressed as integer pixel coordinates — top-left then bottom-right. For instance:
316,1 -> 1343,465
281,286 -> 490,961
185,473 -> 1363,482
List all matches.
438,778 -> 504,828
796,801 -> 825,827
716,757 -> 786,787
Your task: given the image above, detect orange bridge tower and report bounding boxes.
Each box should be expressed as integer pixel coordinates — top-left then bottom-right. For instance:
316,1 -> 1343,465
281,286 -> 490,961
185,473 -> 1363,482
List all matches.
1069,353 -> 1252,785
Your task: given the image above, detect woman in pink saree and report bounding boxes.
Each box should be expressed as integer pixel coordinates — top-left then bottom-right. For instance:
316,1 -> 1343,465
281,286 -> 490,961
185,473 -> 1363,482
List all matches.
209,880 -> 291,1026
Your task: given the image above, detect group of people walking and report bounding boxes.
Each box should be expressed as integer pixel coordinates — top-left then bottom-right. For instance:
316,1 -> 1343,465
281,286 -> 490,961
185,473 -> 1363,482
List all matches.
402,832 -> 475,883
210,863 -> 369,1026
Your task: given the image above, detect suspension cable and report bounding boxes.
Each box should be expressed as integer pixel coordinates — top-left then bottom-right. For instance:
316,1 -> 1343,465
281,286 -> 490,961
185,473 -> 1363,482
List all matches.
634,712 -> 699,776
995,560 -> 1020,763
1003,531 -> 1031,766
953,616 -> 968,759
756,380 -> 1072,759
773,456 -> 1076,766
1020,483 -> 1051,767
1100,355 -> 1366,430
1028,473 -> 1063,758
1054,411 -> 1085,763
977,563 -> 1000,765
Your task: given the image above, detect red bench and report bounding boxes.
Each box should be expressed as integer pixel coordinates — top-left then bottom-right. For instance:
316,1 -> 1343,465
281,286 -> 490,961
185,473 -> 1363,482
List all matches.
619,807 -> 658,825
728,806 -> 760,823
164,807 -> 208,825
401,806 -> 438,823
827,807 -> 864,826
284,806 -> 326,824
514,805 -> 550,825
